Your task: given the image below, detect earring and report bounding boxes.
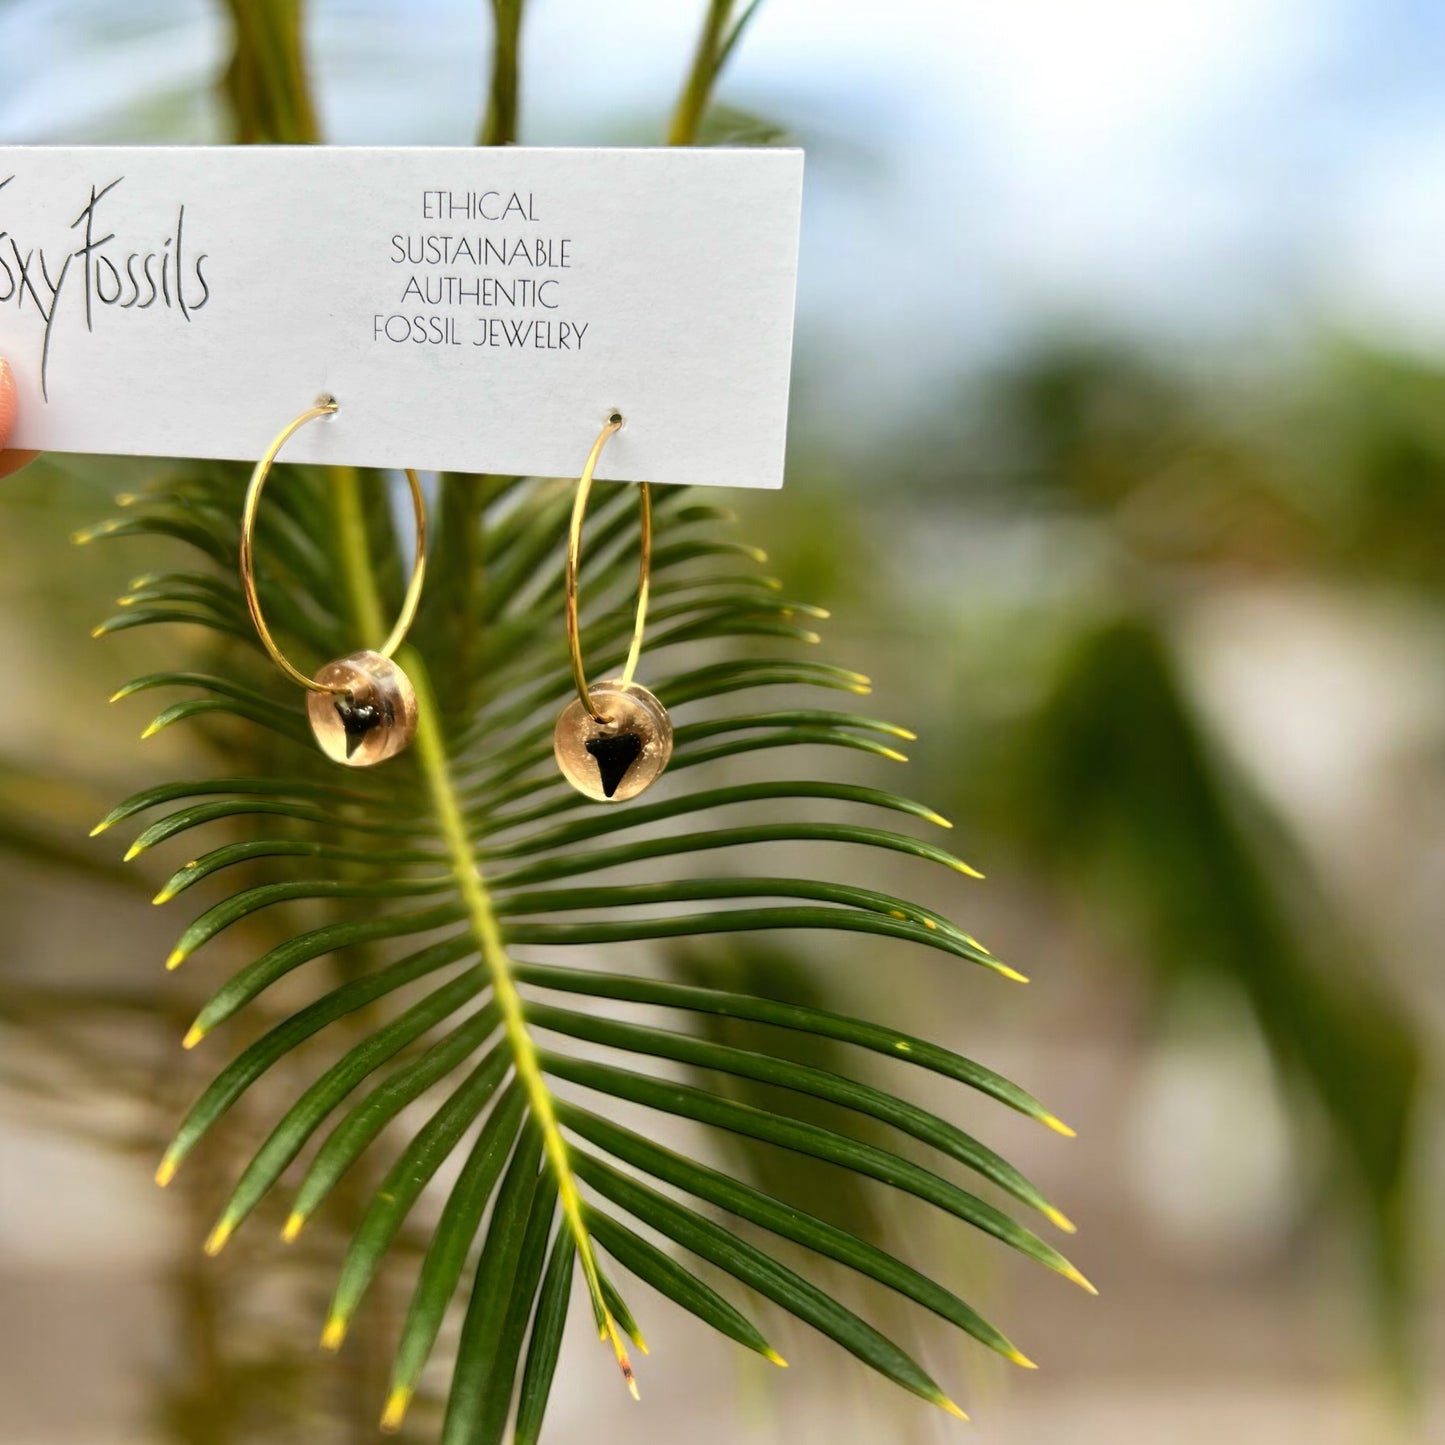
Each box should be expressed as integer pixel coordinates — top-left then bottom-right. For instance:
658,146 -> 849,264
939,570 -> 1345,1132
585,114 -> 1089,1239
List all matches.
553,412 -> 673,802
239,396 -> 427,767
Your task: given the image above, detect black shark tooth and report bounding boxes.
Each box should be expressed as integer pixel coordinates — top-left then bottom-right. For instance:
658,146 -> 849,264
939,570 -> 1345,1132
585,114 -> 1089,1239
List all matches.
585,731 -> 644,798
334,697 -> 385,759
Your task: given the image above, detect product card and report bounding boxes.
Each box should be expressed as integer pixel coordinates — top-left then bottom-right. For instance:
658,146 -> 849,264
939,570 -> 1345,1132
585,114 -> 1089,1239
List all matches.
0,146 -> 803,488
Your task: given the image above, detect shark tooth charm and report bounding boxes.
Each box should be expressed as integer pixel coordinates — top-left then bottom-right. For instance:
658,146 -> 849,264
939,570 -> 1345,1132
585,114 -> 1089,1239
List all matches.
306,650 -> 417,767
239,399 -> 429,768
553,680 -> 672,802
554,417 -> 672,803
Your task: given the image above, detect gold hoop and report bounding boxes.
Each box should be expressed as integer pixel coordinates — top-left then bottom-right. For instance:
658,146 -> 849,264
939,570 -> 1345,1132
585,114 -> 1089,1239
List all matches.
239,397 -> 428,694
565,412 -> 650,719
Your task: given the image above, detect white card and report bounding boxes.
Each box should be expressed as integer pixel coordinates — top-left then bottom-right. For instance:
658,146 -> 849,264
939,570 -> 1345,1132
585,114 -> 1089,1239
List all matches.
0,146 -> 803,489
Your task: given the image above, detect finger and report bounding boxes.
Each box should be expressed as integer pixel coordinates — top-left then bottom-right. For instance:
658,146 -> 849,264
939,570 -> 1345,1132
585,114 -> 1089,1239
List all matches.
0,359 -> 40,478
0,357 -> 15,447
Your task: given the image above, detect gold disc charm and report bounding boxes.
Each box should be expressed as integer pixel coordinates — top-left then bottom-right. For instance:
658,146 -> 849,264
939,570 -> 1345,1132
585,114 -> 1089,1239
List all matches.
306,650 -> 418,767
553,680 -> 672,802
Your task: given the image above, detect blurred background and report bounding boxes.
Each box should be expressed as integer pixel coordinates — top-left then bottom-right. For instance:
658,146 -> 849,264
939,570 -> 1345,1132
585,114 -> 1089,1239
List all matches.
0,2 -> 1441,1442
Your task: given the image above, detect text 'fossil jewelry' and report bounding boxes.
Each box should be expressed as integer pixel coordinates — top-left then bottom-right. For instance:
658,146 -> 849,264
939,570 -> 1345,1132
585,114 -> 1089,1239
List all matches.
306,650 -> 418,768
553,680 -> 672,802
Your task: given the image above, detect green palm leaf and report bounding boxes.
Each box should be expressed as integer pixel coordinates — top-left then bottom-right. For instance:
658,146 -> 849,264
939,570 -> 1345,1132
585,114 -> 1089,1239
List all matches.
83,453 -> 1087,1438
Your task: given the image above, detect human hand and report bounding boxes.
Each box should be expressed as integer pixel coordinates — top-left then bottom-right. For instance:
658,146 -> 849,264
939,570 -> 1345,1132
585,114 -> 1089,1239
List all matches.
0,358 -> 40,478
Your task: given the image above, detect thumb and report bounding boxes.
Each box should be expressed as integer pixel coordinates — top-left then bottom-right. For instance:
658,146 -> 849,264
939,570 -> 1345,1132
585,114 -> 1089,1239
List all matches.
0,358 -> 40,478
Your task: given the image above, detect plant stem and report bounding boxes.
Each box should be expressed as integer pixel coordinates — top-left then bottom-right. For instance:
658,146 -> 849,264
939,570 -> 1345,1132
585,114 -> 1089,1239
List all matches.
219,0 -> 320,144
481,0 -> 526,145
405,646 -> 637,1394
668,0 -> 733,146
329,466 -> 387,644
327,465 -> 635,1393
325,469 -> 412,1444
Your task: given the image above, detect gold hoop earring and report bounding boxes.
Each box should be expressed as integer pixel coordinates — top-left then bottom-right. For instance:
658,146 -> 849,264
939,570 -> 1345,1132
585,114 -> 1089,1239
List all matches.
239,396 -> 427,767
552,413 -> 673,801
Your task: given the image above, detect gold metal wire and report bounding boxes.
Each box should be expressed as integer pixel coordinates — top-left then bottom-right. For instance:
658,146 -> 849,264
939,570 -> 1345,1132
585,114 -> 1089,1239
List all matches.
565,413 -> 651,719
239,397 -> 428,694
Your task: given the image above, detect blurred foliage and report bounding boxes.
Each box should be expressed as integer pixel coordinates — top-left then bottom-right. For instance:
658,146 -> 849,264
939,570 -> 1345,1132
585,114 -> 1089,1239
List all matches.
769,338 -> 1438,1377
978,614 -> 1419,1352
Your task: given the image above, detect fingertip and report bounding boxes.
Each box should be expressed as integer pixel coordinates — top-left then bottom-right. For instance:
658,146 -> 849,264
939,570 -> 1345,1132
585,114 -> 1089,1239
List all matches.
0,359 -> 38,479
0,359 -> 38,477
0,357 -> 15,449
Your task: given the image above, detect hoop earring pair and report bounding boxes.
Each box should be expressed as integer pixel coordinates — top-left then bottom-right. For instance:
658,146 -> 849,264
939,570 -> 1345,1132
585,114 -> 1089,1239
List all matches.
239,402 -> 671,801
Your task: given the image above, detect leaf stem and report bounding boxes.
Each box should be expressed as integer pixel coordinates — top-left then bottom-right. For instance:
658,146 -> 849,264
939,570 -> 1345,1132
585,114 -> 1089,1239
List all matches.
404,646 -> 638,1397
329,465 -> 387,646
327,462 -> 635,1394
219,0 -> 321,144
326,464 -> 634,1390
481,0 -> 526,146
668,0 -> 733,146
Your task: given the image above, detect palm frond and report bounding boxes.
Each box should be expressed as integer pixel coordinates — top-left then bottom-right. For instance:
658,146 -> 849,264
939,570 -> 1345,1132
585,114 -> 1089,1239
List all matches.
85,456 -> 1087,1436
